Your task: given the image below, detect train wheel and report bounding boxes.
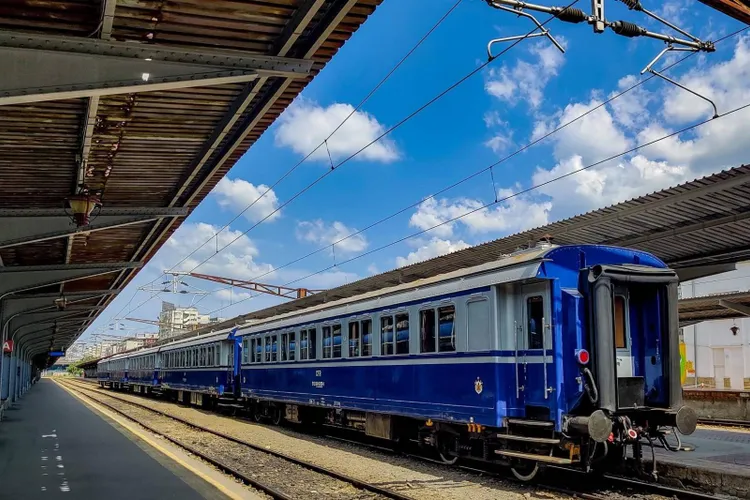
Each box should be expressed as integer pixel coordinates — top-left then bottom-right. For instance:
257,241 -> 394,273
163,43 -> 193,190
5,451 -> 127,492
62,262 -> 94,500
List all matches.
253,406 -> 263,423
511,461 -> 539,482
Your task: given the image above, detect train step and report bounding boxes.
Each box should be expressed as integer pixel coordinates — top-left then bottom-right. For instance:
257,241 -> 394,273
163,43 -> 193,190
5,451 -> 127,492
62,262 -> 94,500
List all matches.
494,449 -> 575,464
506,418 -> 554,427
216,399 -> 243,409
495,434 -> 560,444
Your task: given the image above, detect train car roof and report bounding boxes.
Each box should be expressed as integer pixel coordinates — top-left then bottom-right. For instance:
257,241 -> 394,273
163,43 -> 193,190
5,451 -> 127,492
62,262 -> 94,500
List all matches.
159,327 -> 236,352
236,243 -> 554,335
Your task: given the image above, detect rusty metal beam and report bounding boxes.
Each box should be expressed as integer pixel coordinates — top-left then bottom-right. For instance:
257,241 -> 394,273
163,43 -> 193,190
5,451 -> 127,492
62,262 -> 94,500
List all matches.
699,0 -> 750,25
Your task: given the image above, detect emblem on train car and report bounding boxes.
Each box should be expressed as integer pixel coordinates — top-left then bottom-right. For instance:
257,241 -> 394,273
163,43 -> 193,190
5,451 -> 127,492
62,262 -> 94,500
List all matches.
474,377 -> 483,395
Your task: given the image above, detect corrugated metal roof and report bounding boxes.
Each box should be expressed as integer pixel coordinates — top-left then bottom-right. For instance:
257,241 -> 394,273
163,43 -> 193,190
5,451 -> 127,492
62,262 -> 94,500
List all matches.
181,164 -> 750,338
0,0 -> 383,366
679,290 -> 750,325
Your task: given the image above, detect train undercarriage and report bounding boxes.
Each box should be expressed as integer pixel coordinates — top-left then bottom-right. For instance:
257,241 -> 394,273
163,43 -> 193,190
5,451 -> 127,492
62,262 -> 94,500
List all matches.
243,398 -> 694,482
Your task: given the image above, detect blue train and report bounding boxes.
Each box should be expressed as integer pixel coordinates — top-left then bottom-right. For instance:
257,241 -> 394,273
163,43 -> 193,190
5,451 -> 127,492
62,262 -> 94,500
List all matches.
97,243 -> 697,480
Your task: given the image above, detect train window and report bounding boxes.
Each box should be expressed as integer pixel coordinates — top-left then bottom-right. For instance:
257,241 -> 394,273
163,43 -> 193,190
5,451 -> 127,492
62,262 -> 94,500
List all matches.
288,332 -> 295,361
281,333 -> 288,361
349,321 -> 360,357
301,328 -> 317,360
216,345 -> 221,366
381,316 -> 394,355
362,319 -> 372,356
309,328 -> 317,359
322,326 -> 332,359
254,337 -> 261,363
420,309 -> 436,353
396,313 -> 410,354
438,306 -> 456,352
271,335 -> 278,362
300,330 -> 308,360
527,296 -> 544,350
265,336 -> 271,362
332,324 -> 342,358
614,295 -> 628,349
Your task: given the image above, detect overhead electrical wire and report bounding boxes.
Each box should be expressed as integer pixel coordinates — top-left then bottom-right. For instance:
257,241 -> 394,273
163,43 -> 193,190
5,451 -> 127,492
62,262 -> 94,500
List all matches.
106,12 -> 747,326
160,0 -> 582,281
91,0 -> 470,331
156,0 -> 467,282
192,24 -> 750,310
117,0 -> 582,324
206,95 -> 750,316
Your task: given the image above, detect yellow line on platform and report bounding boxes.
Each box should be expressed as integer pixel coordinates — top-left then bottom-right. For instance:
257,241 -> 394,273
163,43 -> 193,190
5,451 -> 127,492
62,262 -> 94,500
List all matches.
54,380 -> 246,500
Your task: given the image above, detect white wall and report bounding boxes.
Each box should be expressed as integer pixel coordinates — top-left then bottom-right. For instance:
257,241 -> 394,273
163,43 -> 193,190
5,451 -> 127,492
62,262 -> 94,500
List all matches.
680,263 -> 750,388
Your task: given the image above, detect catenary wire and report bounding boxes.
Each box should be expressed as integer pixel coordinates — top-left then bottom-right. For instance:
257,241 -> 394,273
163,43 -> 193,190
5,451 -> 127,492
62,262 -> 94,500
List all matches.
194,25 -> 750,307
168,0 -> 581,280
206,96 -> 750,316
156,0 -> 467,281
108,17 -> 747,325
123,0 -> 581,319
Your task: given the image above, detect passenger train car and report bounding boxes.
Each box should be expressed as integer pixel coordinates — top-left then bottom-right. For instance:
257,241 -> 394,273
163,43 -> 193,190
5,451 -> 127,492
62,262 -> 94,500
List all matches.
97,243 -> 697,480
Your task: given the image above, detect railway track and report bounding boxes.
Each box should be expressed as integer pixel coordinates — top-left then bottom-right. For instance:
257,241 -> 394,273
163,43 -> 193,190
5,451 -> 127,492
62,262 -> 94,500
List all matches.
698,417 -> 750,429
64,379 -> 724,500
57,379 -> 412,500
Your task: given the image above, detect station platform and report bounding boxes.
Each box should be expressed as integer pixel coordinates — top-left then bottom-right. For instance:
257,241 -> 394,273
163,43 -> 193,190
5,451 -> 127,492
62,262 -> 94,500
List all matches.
654,427 -> 750,497
0,379 -> 245,499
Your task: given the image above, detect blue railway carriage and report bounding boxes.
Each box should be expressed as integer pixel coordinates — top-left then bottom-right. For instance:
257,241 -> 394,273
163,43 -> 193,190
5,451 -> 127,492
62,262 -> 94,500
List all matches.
97,353 -> 128,389
236,242 -> 696,479
127,346 -> 160,395
159,328 -> 240,407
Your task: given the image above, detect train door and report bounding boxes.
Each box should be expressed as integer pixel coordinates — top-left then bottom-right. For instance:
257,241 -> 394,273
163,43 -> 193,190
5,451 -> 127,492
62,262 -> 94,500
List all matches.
613,289 -> 634,378
516,283 -> 554,419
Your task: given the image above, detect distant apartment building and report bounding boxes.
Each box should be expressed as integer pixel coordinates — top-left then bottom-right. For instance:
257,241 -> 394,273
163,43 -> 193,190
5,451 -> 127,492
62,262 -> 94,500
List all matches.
158,302 -> 213,339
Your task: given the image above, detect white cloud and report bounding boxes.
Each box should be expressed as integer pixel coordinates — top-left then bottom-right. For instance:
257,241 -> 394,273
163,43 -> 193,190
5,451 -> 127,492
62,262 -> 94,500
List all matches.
367,264 -> 379,275
163,222 -> 275,281
274,98 -> 398,163
396,238 -> 470,268
608,75 -> 653,130
545,98 -> 633,165
531,154 -> 688,217
296,220 -> 368,254
212,177 -> 280,223
409,191 -> 551,238
485,39 -> 566,108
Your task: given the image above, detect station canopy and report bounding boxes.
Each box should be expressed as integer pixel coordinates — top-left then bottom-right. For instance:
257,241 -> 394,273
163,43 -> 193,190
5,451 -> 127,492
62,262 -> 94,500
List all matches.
0,0 -> 383,367
189,163 -> 750,336
679,290 -> 750,327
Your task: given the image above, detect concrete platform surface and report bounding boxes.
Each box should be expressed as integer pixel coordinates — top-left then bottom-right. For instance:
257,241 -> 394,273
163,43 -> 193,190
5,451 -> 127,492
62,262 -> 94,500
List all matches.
658,427 -> 750,469
655,427 -> 750,498
0,379 -> 231,499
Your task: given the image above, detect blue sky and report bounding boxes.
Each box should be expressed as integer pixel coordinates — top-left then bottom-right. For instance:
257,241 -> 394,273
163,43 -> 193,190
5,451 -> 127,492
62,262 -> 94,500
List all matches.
83,0 -> 749,340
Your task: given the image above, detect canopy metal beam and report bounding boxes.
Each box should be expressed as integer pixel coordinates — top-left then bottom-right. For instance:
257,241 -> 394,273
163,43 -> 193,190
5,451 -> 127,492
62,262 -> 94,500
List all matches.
0,31 -> 313,106
0,207 -> 188,248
